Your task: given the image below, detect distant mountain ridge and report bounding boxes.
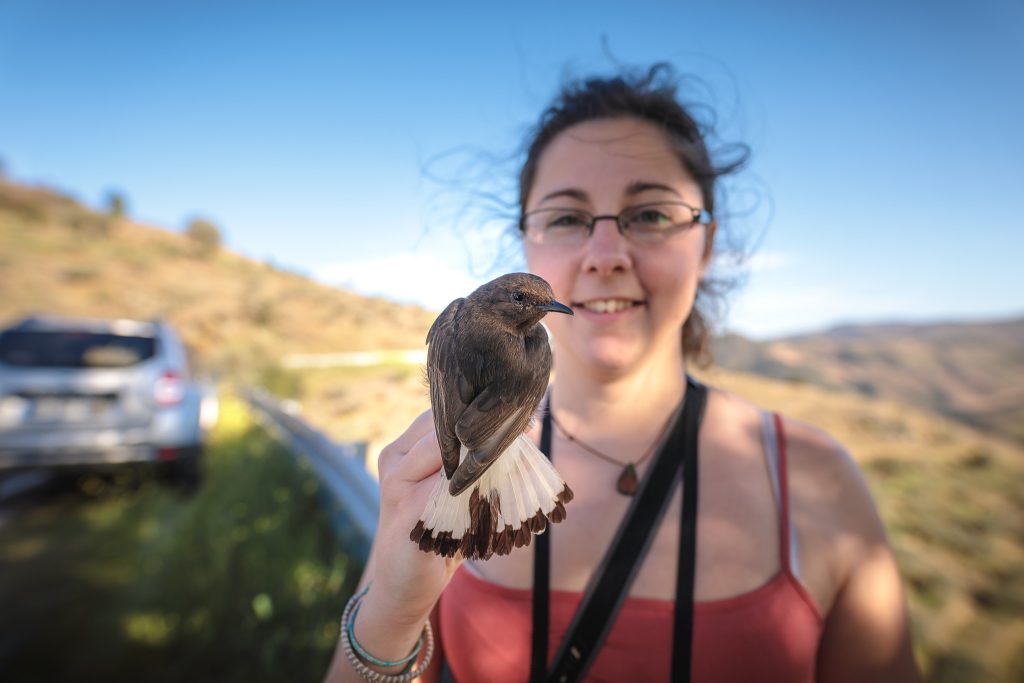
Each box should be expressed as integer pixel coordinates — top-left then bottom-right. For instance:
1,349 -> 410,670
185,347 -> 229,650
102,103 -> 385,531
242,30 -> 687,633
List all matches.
712,317 -> 1024,444
2,177 -> 1020,443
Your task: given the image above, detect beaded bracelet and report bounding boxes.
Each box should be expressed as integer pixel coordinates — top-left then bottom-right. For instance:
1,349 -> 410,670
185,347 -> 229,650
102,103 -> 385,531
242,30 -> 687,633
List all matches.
340,583 -> 435,683
347,587 -> 422,668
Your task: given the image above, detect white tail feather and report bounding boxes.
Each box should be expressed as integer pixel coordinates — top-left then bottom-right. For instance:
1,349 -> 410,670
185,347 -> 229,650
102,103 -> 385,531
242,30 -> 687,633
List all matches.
410,434 -> 573,560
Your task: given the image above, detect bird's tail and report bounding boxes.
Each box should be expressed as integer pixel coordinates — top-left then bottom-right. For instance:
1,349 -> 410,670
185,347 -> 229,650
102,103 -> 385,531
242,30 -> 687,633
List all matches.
410,434 -> 573,560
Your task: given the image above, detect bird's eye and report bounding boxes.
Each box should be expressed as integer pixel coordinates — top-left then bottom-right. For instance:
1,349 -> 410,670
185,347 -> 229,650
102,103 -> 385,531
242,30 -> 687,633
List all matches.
511,290 -> 525,303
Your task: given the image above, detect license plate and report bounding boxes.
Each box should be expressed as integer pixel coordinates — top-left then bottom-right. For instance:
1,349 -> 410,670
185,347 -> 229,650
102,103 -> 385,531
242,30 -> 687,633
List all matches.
30,396 -> 112,423
33,397 -> 66,422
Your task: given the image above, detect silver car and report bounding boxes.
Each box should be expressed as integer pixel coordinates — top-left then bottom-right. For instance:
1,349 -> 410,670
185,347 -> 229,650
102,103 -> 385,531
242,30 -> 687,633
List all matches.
0,315 -> 215,487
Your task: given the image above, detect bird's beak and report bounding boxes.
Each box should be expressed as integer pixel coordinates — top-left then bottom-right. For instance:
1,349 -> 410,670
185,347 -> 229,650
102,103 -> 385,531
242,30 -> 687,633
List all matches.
538,299 -> 574,316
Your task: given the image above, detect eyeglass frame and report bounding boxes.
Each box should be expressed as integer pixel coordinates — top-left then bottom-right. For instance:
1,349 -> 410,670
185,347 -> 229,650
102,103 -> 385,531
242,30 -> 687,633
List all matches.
518,200 -> 714,245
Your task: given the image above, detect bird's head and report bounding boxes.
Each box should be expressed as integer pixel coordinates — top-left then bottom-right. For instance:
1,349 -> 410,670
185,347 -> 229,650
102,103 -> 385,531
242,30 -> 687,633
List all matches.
469,273 -> 573,333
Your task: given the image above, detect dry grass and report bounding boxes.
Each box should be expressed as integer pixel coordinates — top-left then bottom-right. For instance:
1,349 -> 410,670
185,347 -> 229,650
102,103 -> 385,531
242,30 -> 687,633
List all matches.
2,178 -> 1021,680
712,321 -> 1024,446
291,364 -> 431,476
0,180 -> 436,380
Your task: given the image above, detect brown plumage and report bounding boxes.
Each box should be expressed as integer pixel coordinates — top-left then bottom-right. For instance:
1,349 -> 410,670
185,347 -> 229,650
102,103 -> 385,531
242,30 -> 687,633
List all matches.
410,273 -> 575,560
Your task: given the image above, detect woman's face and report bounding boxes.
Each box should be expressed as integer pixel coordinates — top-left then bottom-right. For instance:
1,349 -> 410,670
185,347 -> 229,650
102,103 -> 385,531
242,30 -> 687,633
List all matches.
523,117 -> 713,380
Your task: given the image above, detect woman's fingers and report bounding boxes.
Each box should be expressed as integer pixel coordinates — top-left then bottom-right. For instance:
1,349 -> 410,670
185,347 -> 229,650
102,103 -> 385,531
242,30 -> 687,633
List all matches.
378,409 -> 434,477
392,409 -> 435,453
395,430 -> 445,484
379,430 -> 443,518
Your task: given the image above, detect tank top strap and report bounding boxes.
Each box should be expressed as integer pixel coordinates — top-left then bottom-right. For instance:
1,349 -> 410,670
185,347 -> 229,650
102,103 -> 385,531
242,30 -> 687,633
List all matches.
760,411 -> 801,579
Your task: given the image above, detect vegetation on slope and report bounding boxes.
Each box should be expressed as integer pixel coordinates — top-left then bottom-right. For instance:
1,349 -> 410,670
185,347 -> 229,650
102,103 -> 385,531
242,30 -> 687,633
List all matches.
0,398 -> 360,683
3,177 -> 1021,680
0,179 -> 437,384
711,319 -> 1024,445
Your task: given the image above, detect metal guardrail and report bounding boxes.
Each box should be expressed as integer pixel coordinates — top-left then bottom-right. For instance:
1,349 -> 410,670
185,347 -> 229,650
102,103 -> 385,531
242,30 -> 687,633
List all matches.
244,388 -> 379,561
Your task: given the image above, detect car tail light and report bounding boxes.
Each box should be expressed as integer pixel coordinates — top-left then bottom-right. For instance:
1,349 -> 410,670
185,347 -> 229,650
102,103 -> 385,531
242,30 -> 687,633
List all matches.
154,371 -> 185,406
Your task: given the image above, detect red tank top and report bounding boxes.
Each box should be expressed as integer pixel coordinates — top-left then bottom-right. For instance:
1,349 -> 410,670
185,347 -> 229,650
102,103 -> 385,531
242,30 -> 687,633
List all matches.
438,412 -> 823,682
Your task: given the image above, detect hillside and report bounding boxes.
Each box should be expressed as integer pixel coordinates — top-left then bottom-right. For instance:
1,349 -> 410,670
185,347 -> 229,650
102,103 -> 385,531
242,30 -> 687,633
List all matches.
0,180 -> 437,380
2,177 -> 1022,679
712,318 -> 1024,445
285,362 -> 1024,681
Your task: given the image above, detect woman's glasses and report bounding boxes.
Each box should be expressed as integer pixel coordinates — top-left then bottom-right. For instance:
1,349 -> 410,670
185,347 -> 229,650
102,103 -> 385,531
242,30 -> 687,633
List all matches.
520,201 -> 712,248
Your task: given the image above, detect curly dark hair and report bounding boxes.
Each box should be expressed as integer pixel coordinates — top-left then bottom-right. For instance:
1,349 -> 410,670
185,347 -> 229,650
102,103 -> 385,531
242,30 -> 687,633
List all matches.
517,63 -> 750,366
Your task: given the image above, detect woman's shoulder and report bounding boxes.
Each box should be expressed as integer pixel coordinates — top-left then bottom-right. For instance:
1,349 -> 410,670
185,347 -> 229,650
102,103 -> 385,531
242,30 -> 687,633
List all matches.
705,382 -> 889,597
770,405 -> 893,613
760,406 -> 919,677
705,380 -> 874,512
774,412 -> 881,529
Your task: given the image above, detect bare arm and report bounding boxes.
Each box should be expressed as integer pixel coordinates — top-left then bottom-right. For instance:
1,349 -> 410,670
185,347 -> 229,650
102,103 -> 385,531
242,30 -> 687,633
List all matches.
321,411 -> 462,683
817,542 -> 920,682
807,433 -> 922,682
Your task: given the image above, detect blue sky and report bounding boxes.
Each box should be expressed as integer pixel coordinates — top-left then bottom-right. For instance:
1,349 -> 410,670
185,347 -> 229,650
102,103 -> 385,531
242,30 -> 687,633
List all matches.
1,0 -> 1021,340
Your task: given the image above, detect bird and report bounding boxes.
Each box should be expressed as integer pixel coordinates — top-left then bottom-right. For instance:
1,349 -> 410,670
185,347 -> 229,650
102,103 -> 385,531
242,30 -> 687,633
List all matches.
410,273 -> 575,561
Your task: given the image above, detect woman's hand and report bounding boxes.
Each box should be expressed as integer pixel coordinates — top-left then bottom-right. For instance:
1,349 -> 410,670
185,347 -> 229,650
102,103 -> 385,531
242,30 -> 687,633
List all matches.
323,412 -> 457,682
360,409 -> 464,625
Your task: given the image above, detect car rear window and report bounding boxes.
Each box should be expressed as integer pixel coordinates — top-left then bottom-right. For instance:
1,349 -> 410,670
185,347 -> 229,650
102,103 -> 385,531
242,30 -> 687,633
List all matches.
0,330 -> 157,368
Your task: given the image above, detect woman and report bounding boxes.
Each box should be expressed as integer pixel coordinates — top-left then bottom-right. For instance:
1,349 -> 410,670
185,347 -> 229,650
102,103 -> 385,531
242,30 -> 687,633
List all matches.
324,64 -> 921,683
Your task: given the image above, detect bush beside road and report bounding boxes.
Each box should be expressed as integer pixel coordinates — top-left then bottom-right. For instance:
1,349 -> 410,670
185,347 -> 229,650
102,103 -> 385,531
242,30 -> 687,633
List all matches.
0,396 -> 361,683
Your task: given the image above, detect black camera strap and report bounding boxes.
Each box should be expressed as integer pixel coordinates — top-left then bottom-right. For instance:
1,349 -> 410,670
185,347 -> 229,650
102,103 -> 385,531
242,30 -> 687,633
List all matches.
530,375 -> 706,683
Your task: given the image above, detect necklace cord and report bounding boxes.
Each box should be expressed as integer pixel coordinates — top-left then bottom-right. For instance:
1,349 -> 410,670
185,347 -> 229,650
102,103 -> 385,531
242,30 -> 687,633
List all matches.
549,404 -> 680,468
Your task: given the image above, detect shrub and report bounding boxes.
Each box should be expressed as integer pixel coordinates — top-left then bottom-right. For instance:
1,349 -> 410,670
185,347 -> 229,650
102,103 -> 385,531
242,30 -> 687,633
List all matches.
105,191 -> 127,218
60,265 -> 101,282
68,210 -> 111,234
186,218 -> 222,257
0,398 -> 359,682
257,363 -> 305,400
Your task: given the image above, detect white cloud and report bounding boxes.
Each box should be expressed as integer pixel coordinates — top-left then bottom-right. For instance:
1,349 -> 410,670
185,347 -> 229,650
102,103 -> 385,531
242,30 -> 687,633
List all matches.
314,249 -> 962,342
713,249 -> 791,277
312,252 -> 488,311
746,250 -> 791,272
725,282 -> 924,340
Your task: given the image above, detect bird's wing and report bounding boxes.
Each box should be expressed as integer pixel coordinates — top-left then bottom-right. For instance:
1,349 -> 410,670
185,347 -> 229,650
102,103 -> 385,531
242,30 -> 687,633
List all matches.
426,298 -> 465,480
448,329 -> 552,496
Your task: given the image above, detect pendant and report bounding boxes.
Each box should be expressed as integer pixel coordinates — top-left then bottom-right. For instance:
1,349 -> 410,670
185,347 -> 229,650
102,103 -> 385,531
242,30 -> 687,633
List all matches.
617,463 -> 638,496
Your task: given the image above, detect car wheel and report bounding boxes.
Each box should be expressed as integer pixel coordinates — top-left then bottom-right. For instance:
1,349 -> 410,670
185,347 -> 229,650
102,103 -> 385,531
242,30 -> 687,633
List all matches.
158,446 -> 203,494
